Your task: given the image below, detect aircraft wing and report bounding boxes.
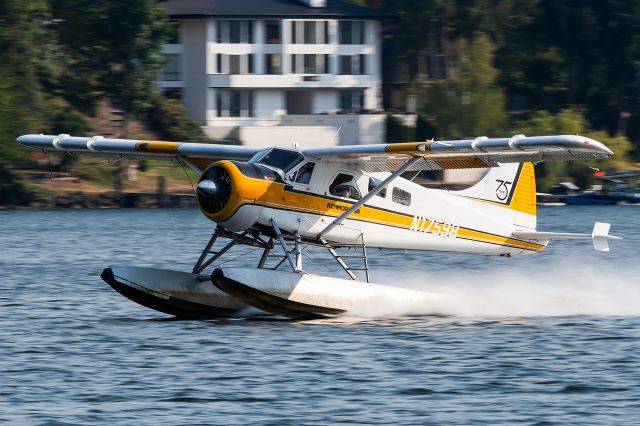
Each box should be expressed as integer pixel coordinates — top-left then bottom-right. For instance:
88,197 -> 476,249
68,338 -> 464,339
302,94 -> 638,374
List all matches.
18,133 -> 613,173
16,134 -> 260,169
302,135 -> 613,172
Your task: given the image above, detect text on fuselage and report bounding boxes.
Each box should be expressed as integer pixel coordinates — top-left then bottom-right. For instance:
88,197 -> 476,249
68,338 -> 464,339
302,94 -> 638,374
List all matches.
410,215 -> 459,238
327,202 -> 361,215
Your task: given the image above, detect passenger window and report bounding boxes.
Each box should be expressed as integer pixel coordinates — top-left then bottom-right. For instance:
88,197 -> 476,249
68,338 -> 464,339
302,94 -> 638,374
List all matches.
368,177 -> 386,198
293,162 -> 315,184
330,173 -> 361,200
392,187 -> 411,206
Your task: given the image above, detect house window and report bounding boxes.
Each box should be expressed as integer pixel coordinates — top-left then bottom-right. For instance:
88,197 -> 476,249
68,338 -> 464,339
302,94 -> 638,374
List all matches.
316,55 -> 329,74
304,54 -> 317,74
216,90 -> 254,117
330,173 -> 361,201
217,20 -> 253,43
265,20 -> 281,44
167,21 -> 180,44
216,54 -> 254,74
291,20 -> 328,44
292,54 -> 330,74
291,21 -> 297,44
163,88 -> 182,100
338,55 -> 351,75
229,55 -> 241,74
290,54 -> 299,74
163,54 -> 180,81
358,54 -> 368,74
338,55 -> 369,75
266,54 -> 282,74
339,21 -> 365,45
248,54 -> 255,74
304,21 -> 316,44
392,187 -> 411,206
340,90 -> 364,113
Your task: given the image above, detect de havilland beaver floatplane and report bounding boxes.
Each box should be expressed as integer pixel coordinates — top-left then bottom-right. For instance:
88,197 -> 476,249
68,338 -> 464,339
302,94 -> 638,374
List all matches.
18,133 -> 621,319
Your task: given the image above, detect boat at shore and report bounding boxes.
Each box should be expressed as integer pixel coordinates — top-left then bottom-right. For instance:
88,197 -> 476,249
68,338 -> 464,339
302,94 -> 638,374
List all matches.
538,172 -> 640,206
563,172 -> 640,205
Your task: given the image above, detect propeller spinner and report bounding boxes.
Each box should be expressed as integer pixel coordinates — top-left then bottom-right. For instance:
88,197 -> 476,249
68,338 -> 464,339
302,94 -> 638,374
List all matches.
197,165 -> 233,214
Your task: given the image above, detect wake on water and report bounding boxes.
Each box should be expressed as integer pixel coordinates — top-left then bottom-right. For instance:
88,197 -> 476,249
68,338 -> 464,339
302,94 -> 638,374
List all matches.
346,261 -> 640,318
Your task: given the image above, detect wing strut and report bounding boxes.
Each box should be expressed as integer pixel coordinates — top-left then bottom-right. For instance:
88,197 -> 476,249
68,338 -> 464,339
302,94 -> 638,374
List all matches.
318,155 -> 423,240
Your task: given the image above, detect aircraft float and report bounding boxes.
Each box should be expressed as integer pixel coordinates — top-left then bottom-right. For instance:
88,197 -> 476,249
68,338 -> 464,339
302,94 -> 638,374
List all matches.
17,133 -> 621,319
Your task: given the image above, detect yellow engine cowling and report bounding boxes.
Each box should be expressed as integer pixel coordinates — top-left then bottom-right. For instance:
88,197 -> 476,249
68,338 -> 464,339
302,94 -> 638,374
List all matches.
196,160 -> 278,231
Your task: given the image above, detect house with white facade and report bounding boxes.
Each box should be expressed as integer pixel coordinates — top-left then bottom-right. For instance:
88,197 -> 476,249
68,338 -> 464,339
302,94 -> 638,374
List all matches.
159,0 -> 391,147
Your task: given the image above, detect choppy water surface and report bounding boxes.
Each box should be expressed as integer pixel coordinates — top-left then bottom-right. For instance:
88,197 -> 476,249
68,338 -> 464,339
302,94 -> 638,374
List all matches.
2,206 -> 639,425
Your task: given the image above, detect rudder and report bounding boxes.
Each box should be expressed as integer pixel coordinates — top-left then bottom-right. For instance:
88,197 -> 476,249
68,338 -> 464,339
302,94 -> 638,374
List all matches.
455,162 -> 537,227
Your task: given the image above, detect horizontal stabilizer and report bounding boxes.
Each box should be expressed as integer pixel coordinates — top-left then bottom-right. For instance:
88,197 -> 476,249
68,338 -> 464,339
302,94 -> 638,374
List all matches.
513,222 -> 622,252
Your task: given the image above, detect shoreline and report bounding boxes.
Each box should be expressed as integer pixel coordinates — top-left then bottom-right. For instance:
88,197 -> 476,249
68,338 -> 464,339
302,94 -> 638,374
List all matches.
0,191 -> 197,210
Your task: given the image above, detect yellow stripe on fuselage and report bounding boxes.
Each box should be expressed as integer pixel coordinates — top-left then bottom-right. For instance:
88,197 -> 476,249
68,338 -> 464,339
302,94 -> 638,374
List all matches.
204,161 -> 545,252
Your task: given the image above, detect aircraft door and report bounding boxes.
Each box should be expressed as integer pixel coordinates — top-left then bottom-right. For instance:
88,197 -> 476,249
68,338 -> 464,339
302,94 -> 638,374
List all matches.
288,162 -> 316,192
329,173 -> 362,201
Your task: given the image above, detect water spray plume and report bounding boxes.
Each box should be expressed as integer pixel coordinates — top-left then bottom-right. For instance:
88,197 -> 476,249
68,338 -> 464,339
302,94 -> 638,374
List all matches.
347,262 -> 640,318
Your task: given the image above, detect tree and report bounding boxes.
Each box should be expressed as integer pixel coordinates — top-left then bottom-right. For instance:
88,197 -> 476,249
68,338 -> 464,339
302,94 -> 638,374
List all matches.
512,109 -> 633,190
419,33 -> 507,139
498,0 -> 640,154
50,0 -> 173,114
0,0 -> 59,165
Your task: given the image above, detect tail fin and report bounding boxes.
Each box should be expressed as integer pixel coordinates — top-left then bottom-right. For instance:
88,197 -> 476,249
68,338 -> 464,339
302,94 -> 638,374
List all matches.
456,162 -> 537,228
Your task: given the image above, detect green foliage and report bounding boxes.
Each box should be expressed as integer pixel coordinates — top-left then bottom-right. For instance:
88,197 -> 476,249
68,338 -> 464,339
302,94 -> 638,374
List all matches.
513,109 -> 634,190
0,0 -> 58,166
415,115 -> 437,141
138,160 -> 150,173
586,131 -> 633,171
379,0 -> 640,163
146,96 -> 208,143
496,0 -> 640,143
385,114 -> 411,143
419,33 -> 507,139
45,106 -> 92,171
45,107 -> 91,135
0,164 -> 36,205
50,0 -> 173,114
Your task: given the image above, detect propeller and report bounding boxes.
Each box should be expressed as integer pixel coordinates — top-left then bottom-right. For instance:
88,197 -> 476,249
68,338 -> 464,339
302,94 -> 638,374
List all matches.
197,165 -> 233,214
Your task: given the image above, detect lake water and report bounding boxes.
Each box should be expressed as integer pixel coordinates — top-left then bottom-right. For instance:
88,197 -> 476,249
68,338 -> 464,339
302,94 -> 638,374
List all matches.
2,206 -> 639,425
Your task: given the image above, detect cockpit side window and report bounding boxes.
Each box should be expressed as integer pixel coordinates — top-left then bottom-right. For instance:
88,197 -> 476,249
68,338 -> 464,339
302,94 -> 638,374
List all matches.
291,162 -> 315,184
258,149 -> 303,173
392,187 -> 411,206
330,173 -> 361,200
368,177 -> 387,198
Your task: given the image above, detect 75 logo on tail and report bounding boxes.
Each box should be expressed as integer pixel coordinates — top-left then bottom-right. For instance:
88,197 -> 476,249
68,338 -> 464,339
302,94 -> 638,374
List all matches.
495,179 -> 512,201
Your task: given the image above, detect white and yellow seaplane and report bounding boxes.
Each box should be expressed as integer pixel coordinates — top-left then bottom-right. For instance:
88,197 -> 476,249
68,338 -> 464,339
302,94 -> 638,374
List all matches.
17,133 -> 621,319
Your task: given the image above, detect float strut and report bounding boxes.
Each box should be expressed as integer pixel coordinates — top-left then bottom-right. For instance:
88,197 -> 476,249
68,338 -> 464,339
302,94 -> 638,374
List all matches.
295,232 -> 303,272
271,219 -> 297,272
257,238 -> 273,269
192,228 -> 220,273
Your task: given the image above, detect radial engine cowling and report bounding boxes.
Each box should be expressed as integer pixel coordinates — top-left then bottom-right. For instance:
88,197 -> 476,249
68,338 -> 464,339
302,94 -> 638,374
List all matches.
196,160 -> 276,231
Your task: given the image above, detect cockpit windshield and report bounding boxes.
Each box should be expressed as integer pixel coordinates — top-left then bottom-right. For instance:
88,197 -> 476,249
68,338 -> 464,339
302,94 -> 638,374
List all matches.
257,149 -> 304,173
